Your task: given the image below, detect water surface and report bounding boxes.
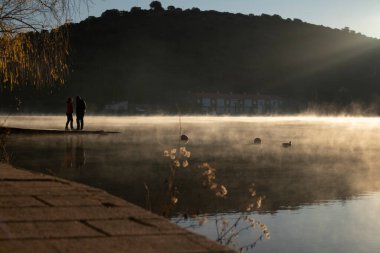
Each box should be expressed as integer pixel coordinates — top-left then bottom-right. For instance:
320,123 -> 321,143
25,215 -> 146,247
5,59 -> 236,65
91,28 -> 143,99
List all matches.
1,116 -> 380,252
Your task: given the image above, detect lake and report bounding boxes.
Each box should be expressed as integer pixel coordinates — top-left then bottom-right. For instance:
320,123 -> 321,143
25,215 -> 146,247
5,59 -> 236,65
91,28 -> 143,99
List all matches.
1,115 -> 380,253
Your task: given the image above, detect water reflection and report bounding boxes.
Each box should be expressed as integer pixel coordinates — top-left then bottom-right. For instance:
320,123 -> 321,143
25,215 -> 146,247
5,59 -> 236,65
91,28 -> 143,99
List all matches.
64,136 -> 86,169
175,213 -> 270,252
177,192 -> 380,253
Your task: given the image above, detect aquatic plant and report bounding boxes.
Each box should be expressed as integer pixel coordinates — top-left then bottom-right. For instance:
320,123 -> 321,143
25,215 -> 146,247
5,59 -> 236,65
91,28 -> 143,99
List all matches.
161,145 -> 191,217
199,162 -> 228,198
154,113 -> 270,251
160,140 -> 269,252
218,183 -> 270,252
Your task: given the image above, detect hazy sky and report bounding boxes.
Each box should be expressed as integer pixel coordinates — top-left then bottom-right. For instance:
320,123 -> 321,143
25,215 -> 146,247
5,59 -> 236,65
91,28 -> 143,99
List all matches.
85,0 -> 380,39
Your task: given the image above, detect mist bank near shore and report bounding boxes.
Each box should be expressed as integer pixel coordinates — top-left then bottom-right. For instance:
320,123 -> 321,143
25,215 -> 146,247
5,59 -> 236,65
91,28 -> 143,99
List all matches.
4,114 -> 380,126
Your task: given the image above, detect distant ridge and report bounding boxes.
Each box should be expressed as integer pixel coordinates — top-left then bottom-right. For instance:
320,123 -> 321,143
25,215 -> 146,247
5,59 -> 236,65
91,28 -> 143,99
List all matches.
2,4 -> 380,114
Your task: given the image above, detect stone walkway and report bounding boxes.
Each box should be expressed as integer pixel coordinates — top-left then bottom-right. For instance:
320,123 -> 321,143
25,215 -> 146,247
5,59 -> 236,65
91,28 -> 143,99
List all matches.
0,163 -> 236,253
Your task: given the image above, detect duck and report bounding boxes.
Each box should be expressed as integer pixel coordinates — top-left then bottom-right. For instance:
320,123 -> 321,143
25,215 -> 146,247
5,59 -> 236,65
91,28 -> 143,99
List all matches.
253,137 -> 262,145
180,134 -> 189,143
282,141 -> 291,148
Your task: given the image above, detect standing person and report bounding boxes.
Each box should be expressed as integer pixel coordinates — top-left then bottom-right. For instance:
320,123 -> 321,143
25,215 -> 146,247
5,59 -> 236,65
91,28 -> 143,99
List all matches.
65,97 -> 74,130
76,96 -> 86,130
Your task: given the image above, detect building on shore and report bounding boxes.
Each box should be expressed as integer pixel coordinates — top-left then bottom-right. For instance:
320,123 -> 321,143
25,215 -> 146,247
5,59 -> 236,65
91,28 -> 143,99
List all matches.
193,92 -> 284,115
104,101 -> 129,114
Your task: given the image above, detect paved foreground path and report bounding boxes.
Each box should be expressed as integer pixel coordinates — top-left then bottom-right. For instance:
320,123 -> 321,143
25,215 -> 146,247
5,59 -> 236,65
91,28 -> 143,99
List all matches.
0,163 -> 236,253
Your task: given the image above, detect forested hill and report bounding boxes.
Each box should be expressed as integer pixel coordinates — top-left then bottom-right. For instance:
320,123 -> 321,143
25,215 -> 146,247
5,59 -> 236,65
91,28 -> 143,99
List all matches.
67,8 -> 380,110
3,6 -> 380,113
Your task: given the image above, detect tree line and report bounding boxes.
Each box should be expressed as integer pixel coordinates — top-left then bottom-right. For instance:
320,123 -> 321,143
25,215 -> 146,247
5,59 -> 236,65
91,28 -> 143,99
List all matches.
2,1 -> 380,114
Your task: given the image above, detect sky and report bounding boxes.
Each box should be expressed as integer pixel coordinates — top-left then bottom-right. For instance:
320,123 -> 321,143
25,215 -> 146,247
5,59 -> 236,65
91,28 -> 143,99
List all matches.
83,0 -> 380,39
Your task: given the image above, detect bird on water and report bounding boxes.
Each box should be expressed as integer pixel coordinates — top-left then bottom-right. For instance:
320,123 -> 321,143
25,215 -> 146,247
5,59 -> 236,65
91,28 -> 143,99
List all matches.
253,137 -> 262,145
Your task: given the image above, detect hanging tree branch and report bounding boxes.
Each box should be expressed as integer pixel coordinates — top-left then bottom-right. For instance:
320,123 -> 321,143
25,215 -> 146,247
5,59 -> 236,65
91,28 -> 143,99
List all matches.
0,0 -> 91,87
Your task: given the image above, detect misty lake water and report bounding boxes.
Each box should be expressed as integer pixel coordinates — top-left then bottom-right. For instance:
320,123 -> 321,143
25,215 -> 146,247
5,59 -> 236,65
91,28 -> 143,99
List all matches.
1,115 -> 380,253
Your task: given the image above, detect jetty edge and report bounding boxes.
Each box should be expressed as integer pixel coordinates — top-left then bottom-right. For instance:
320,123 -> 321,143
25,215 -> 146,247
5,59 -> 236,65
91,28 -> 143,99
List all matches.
0,163 -> 236,253
0,126 -> 120,135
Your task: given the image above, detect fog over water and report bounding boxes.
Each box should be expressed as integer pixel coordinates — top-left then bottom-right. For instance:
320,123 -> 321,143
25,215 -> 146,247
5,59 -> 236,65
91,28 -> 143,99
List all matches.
1,115 -> 380,253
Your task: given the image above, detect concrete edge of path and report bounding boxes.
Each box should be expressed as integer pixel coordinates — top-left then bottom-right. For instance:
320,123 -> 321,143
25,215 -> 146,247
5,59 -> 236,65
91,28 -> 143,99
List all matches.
0,163 -> 237,253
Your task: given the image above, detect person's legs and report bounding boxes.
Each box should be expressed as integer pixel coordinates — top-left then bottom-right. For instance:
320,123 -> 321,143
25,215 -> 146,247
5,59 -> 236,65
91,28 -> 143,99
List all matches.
81,114 -> 85,130
76,115 -> 80,130
65,114 -> 70,129
69,114 -> 74,129
77,114 -> 84,130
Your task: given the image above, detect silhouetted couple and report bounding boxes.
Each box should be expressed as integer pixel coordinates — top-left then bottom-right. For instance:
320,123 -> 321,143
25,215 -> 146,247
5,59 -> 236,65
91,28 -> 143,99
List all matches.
65,96 -> 86,130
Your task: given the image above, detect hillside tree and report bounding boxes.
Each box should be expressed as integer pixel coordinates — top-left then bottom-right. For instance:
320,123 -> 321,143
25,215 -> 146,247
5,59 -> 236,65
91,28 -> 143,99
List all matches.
149,1 -> 164,12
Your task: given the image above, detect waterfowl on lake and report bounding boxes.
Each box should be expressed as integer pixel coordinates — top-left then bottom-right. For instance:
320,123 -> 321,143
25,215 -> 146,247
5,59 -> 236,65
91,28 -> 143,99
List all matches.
253,137 -> 262,145
282,141 -> 292,148
180,134 -> 189,143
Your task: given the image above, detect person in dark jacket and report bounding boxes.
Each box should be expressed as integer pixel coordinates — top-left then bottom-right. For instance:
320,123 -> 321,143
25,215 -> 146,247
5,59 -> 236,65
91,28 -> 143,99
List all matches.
76,96 -> 86,130
65,97 -> 74,130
